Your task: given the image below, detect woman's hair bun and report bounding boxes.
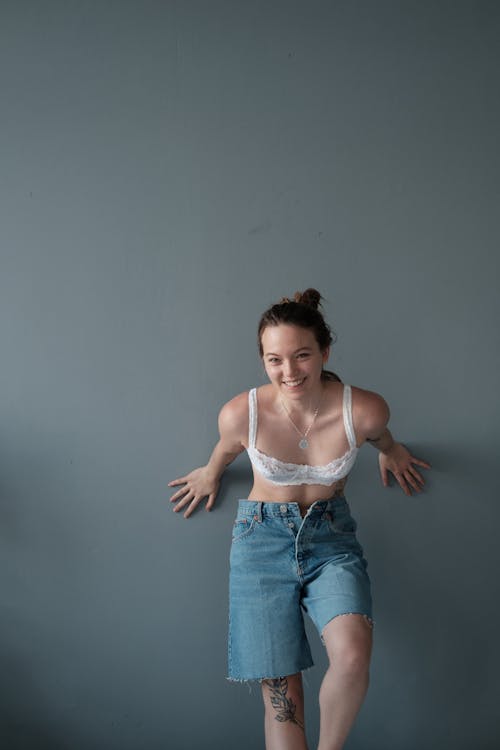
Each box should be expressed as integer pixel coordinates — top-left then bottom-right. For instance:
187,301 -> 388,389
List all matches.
277,289 -> 322,308
290,288 -> 323,310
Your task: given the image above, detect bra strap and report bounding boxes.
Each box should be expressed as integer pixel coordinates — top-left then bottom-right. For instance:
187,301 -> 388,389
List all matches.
248,388 -> 258,449
342,384 -> 357,450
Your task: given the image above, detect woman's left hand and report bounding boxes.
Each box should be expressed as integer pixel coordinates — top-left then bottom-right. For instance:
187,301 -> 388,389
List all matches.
378,443 -> 431,496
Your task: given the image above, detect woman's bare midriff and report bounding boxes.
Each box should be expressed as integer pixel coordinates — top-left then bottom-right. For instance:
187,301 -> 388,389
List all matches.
247,476 -> 348,517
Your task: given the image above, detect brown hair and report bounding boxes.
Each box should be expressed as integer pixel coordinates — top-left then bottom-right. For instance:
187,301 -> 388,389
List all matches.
257,288 -> 341,382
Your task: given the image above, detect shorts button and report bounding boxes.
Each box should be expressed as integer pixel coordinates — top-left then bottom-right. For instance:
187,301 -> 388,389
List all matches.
280,504 -> 288,514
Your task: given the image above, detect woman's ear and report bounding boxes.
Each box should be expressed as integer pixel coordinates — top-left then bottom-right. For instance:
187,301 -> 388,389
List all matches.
322,346 -> 330,364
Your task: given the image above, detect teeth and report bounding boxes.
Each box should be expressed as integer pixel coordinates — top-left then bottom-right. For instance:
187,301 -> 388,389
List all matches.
283,378 -> 305,386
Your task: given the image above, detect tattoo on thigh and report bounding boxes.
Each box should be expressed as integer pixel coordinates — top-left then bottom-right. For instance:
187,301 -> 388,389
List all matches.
263,677 -> 304,730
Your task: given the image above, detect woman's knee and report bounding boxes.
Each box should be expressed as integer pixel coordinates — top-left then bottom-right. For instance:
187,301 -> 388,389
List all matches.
337,643 -> 371,681
322,614 -> 373,677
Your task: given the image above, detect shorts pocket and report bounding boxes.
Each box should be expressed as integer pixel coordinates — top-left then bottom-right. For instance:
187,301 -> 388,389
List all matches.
231,516 -> 257,542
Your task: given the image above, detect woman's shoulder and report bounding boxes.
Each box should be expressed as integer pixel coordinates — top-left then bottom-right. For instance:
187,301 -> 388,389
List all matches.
350,383 -> 388,408
218,384 -> 276,432
218,390 -> 251,436
350,385 -> 390,435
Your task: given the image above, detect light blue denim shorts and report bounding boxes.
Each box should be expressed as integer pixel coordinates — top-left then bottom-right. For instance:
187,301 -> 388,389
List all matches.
228,495 -> 372,682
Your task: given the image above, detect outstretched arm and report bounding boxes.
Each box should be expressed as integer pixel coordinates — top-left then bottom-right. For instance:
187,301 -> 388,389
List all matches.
355,389 -> 431,496
168,395 -> 246,518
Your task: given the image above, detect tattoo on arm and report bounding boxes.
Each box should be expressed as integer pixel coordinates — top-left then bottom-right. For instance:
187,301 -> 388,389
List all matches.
263,677 -> 304,730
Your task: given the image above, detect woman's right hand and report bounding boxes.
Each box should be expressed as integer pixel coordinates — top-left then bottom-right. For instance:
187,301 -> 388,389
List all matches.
168,467 -> 220,518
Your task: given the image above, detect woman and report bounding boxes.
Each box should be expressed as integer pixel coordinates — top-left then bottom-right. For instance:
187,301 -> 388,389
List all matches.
169,289 -> 430,750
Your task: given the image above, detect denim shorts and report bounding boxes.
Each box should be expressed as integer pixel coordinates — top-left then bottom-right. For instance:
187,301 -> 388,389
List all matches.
228,495 -> 372,682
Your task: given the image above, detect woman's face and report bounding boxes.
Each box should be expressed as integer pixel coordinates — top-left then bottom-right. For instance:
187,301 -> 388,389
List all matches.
260,324 -> 329,398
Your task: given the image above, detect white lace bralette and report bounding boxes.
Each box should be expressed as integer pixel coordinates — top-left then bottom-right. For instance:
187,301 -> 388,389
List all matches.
246,384 -> 359,486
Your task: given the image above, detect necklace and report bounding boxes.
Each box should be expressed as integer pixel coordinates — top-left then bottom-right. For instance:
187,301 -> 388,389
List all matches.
280,393 -> 322,449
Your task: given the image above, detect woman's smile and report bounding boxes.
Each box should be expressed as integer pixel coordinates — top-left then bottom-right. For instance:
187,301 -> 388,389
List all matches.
282,376 -> 307,390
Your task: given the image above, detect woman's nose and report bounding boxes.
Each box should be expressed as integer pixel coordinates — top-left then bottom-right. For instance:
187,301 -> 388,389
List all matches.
283,362 -> 297,377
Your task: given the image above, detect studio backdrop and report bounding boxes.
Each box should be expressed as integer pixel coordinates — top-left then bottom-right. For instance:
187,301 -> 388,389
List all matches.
1,1 -> 499,749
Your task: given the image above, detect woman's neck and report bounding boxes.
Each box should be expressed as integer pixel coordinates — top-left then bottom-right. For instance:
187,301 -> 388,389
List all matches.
273,381 -> 327,418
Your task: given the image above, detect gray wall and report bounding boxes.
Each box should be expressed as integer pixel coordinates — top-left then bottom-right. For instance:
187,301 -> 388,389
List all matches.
1,1 -> 499,748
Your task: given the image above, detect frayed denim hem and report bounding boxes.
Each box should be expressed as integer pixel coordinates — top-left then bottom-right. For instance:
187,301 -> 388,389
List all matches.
226,662 -> 315,686
320,612 -> 375,645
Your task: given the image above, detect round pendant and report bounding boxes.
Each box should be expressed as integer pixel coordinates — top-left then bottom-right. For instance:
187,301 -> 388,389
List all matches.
299,438 -> 308,450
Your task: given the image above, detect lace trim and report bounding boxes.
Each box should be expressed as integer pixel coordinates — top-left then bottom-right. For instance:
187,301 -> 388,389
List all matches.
246,444 -> 358,486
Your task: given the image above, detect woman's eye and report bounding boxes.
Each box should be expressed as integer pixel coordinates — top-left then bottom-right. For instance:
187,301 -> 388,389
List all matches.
297,353 -> 309,359
269,358 -> 280,364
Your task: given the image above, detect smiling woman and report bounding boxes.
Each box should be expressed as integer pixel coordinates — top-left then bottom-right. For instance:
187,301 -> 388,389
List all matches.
258,289 -> 341,386
169,289 -> 430,750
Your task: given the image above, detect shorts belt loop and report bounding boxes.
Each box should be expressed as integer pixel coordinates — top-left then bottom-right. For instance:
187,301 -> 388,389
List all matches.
256,502 -> 263,522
